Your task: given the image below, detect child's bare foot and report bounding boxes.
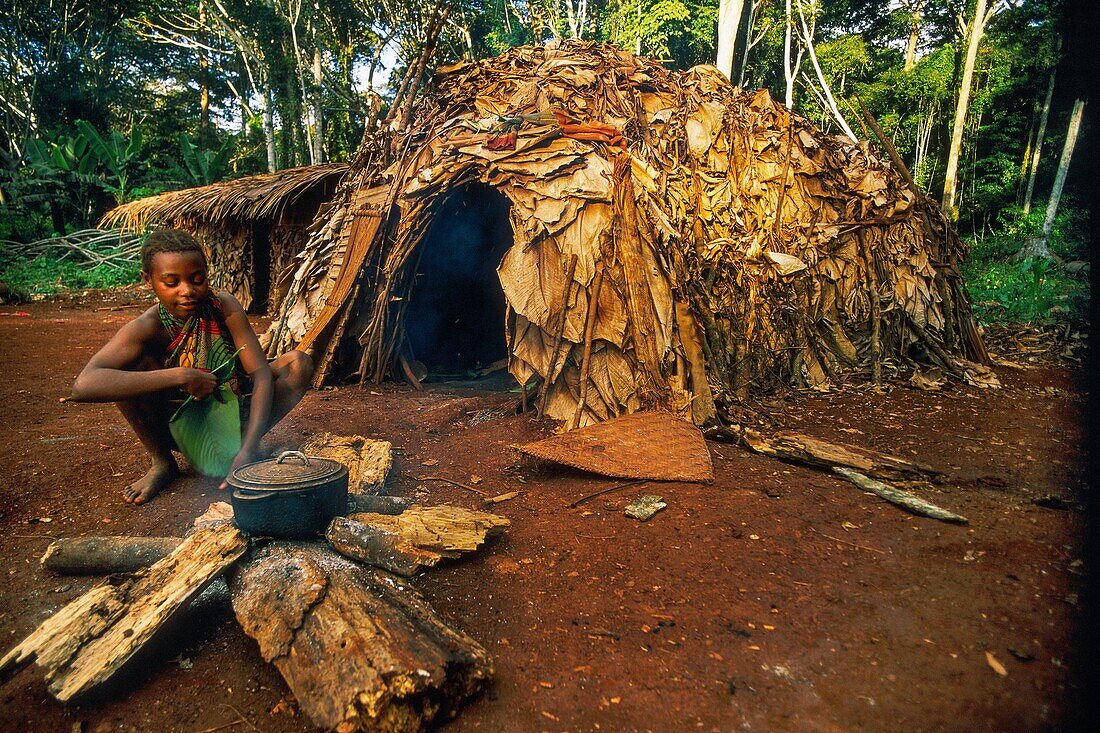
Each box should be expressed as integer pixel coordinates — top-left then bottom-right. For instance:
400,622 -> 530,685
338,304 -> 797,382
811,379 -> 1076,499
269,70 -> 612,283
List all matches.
123,460 -> 179,505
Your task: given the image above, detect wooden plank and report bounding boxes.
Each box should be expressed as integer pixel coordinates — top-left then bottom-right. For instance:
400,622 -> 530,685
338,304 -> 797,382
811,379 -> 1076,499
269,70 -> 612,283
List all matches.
230,542 -> 493,732
0,523 -> 247,701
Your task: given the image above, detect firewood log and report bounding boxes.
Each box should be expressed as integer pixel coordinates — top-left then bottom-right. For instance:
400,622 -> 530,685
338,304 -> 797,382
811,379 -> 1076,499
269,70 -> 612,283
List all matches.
347,505 -> 509,558
833,467 -> 968,524
325,516 -> 442,577
40,537 -> 183,575
229,542 -> 492,732
706,425 -> 944,481
348,493 -> 414,515
0,523 -> 247,701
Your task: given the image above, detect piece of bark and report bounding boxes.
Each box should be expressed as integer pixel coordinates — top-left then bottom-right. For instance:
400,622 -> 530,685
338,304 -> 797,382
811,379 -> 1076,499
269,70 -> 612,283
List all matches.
674,301 -> 718,425
326,516 -> 442,577
833,467 -> 968,524
706,425 -> 943,481
347,505 -> 509,558
229,542 -> 492,732
0,523 -> 247,700
191,501 -> 235,530
302,433 -> 393,493
40,537 -> 182,575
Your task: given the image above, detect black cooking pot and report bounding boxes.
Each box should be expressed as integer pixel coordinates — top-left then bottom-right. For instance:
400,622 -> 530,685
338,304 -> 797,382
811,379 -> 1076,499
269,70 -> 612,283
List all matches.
228,451 -> 349,538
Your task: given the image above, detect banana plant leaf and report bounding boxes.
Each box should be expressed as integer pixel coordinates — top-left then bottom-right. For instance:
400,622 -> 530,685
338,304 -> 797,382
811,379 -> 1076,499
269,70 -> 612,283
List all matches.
167,346 -> 245,477
168,347 -> 243,423
169,384 -> 241,477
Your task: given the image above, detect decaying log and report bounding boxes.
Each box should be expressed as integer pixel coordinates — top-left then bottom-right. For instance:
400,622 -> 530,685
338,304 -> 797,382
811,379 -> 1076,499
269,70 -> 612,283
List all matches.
833,467 -> 968,524
705,425 -> 943,482
347,505 -> 509,559
40,537 -> 182,575
229,542 -> 493,732
349,493 -> 414,515
0,523 -> 247,700
302,433 -> 394,494
326,516 -> 443,577
38,503 -> 238,576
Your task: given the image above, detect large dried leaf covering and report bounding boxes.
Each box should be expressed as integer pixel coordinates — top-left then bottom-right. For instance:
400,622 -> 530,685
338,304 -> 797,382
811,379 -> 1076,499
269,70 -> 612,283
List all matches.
269,42 -> 992,427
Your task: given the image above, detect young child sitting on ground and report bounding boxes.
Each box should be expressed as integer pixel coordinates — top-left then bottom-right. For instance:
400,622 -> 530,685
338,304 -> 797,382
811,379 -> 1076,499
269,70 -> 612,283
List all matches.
70,228 -> 313,504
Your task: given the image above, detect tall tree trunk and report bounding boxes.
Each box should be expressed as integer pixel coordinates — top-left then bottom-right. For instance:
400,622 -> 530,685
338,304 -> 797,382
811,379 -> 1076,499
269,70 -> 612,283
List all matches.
734,1 -> 757,86
914,107 -> 933,183
797,1 -> 858,142
904,0 -> 924,71
716,0 -> 745,80
263,88 -> 276,172
285,63 -> 304,167
312,45 -> 324,164
565,0 -> 588,39
1016,120 -> 1034,204
199,0 -> 210,143
783,0 -> 796,108
1023,70 -> 1056,215
941,0 -> 988,219
1042,98 -> 1086,238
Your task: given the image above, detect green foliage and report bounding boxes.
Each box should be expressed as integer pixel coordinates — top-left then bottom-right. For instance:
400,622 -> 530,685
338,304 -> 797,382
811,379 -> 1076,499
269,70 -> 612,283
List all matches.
175,133 -> 236,187
965,256 -> 1088,325
24,135 -> 99,179
0,255 -> 141,297
816,34 -> 871,86
603,0 -> 715,65
73,120 -> 145,204
0,208 -> 52,244
963,205 -> 1090,325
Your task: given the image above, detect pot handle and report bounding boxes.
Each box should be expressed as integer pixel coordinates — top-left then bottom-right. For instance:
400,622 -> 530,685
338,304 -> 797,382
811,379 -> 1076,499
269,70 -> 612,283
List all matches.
275,450 -> 312,466
232,489 -> 276,501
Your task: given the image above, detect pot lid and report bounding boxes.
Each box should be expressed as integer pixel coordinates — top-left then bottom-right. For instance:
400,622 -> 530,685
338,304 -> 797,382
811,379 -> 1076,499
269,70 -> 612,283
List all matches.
229,450 -> 347,491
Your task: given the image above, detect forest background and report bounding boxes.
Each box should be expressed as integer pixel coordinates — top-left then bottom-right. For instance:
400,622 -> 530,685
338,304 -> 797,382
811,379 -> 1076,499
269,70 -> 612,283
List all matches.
0,0 -> 1091,326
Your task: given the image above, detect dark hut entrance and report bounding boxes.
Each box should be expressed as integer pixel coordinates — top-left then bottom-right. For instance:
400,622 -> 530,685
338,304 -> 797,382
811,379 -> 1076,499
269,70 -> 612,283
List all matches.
404,183 -> 513,379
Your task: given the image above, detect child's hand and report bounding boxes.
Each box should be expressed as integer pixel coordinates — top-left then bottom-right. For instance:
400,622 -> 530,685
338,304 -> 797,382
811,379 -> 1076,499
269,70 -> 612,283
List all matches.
176,367 -> 218,399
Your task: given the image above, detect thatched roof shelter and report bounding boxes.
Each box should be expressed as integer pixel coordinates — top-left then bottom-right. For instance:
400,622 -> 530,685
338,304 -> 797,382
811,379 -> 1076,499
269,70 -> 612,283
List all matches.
268,42 -> 994,428
101,164 -> 348,313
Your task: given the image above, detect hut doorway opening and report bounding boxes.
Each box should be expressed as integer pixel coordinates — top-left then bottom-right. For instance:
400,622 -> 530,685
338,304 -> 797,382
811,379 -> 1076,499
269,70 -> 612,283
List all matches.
404,183 -> 513,379
249,220 -> 273,314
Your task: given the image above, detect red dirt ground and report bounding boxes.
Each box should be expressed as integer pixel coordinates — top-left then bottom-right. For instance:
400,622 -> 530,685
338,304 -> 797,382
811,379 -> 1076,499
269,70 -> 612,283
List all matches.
0,291 -> 1088,732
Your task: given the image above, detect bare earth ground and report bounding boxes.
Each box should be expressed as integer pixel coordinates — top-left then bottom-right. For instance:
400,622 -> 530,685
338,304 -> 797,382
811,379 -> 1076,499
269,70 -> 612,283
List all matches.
0,291 -> 1089,733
